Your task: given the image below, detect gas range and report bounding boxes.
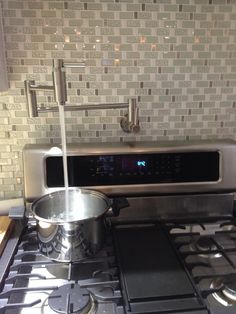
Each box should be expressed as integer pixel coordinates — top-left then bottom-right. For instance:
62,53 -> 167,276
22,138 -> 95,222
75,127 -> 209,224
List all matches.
1,140 -> 236,314
1,219 -> 236,314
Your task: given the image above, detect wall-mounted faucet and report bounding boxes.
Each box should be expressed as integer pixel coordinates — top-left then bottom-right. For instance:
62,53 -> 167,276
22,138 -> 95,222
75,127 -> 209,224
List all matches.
24,59 -> 140,133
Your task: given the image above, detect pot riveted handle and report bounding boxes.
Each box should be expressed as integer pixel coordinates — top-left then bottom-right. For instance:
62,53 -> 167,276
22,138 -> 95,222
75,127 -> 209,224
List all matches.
109,197 -> 130,217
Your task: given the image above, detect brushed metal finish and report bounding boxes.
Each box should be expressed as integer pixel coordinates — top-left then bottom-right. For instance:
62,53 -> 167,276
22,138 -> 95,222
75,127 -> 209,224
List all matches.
31,188 -> 111,262
112,193 -> 234,222
24,59 -> 140,133
52,59 -> 67,106
23,140 -> 236,202
32,188 -> 111,223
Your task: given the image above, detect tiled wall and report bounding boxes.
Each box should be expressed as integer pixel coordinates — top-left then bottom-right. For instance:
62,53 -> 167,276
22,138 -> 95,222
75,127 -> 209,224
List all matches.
0,0 -> 236,199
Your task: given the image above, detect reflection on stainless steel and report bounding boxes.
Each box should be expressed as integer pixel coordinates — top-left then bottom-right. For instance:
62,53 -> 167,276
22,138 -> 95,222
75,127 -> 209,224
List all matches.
211,278 -> 236,306
32,188 -> 111,262
222,275 -> 236,302
32,188 -> 111,223
37,219 -> 105,262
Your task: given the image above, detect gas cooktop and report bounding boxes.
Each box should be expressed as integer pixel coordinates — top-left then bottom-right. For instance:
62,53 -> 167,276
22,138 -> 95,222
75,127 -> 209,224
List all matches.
1,218 -> 236,314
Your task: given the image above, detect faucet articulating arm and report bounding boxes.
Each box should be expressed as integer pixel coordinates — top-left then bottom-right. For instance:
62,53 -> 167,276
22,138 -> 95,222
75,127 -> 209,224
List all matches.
24,59 -> 140,133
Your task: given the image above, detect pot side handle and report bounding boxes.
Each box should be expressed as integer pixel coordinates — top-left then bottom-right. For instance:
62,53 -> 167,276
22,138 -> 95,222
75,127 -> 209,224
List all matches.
107,197 -> 130,217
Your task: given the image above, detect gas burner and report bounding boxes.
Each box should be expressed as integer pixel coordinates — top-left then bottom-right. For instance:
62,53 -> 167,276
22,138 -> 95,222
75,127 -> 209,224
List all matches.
211,276 -> 236,306
222,275 -> 236,302
48,283 -> 97,314
229,227 -> 236,240
191,236 -> 222,259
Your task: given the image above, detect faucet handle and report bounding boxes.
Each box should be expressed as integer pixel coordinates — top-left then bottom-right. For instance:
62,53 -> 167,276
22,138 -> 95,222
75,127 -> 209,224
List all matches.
63,62 -> 86,69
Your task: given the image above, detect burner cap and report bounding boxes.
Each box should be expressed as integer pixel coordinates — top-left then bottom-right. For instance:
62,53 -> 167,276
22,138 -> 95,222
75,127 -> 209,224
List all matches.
192,236 -> 222,258
48,283 -> 92,314
195,236 -> 216,252
222,275 -> 236,302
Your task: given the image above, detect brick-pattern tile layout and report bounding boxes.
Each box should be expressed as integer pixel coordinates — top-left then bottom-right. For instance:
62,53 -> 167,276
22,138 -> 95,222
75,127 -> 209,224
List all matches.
0,0 -> 236,198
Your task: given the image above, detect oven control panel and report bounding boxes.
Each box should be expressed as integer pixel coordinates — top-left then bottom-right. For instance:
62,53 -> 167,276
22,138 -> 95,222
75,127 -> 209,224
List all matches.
46,151 -> 219,187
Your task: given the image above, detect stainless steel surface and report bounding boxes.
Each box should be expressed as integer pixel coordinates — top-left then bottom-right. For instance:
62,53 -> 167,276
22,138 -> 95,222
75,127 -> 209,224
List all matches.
38,102 -> 131,112
63,62 -> 86,68
23,140 -> 236,203
32,188 -> 111,223
24,59 -> 140,133
24,80 -> 38,117
52,59 -> 67,106
36,99 -> 140,132
114,193 -> 234,222
126,98 -> 140,133
36,218 -> 106,262
31,188 -> 111,262
28,84 -> 55,91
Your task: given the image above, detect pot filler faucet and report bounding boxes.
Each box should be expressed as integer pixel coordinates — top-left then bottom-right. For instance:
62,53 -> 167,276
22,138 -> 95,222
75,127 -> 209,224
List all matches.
24,59 -> 140,133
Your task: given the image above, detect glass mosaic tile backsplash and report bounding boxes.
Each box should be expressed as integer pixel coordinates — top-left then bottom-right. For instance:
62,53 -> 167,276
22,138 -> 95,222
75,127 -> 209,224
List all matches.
0,0 -> 236,199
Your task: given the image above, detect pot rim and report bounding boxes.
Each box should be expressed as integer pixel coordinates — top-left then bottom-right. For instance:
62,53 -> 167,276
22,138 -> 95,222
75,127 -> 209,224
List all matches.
31,187 -> 111,224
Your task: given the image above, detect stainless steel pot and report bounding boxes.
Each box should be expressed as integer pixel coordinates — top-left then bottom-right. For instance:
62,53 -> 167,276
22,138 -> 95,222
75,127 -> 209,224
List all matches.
31,188 -> 111,262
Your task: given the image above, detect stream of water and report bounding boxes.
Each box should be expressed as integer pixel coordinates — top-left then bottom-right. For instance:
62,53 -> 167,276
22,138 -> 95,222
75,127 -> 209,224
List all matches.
58,105 -> 69,215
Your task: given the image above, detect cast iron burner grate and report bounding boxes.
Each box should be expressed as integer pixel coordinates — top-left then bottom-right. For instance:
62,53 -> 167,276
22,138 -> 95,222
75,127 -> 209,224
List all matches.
167,220 -> 236,313
48,283 -> 94,314
0,221 -> 122,314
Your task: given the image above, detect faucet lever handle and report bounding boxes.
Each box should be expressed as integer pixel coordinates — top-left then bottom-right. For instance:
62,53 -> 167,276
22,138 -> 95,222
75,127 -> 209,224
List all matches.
63,62 -> 86,69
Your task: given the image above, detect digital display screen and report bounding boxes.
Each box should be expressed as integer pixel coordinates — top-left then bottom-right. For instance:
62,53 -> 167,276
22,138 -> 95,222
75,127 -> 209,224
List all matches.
46,151 -> 220,187
137,160 -> 146,167
121,157 -> 149,172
